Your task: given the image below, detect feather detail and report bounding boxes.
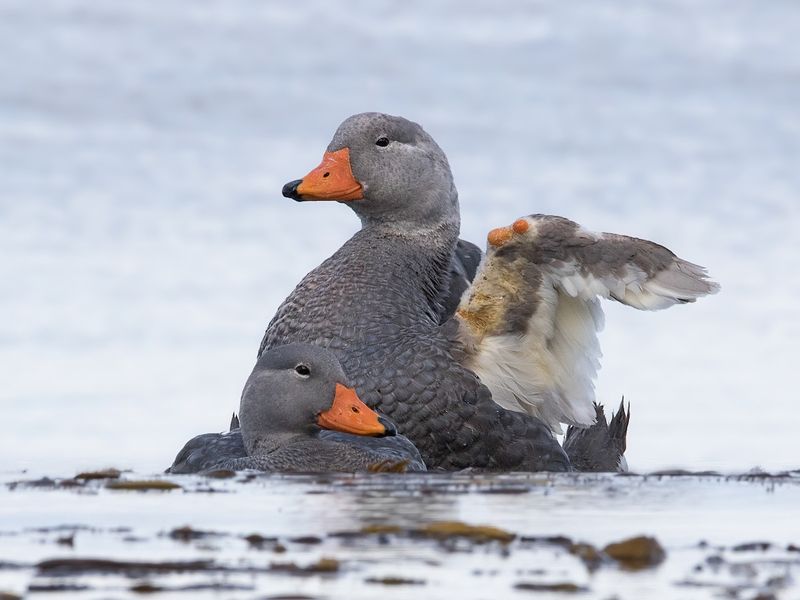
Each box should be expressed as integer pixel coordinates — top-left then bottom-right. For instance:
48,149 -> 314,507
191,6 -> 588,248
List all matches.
455,214 -> 718,433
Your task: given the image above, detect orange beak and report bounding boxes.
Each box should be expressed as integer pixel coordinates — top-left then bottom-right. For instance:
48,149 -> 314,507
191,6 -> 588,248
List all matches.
283,148 -> 364,201
317,383 -> 391,436
487,218 -> 530,248
487,226 -> 513,248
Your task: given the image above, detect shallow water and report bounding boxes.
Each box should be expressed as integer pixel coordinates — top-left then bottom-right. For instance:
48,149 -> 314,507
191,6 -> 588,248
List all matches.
2,470 -> 799,599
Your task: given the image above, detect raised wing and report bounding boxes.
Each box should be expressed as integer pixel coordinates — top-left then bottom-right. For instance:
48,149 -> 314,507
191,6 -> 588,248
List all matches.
454,214 -> 719,433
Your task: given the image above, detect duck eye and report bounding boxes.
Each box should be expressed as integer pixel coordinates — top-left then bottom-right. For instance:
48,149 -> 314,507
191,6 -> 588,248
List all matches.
375,137 -> 390,147
295,364 -> 311,377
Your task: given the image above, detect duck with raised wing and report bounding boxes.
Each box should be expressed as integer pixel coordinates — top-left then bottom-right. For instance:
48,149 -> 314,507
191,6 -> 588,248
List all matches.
268,112 -> 717,469
454,213 -> 718,433
171,112 -> 717,473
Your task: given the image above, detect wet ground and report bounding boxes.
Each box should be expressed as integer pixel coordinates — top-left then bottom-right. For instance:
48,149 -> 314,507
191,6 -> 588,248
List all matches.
2,470 -> 799,599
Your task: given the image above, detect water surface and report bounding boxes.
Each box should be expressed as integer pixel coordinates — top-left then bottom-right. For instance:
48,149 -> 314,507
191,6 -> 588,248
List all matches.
2,470 -> 799,598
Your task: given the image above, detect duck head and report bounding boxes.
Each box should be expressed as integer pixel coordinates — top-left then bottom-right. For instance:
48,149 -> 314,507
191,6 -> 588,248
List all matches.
282,112 -> 459,230
239,343 -> 395,456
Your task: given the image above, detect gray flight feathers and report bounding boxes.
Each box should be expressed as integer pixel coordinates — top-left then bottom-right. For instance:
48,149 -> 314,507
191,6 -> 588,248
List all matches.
455,213 -> 718,433
166,426 -> 247,474
166,413 -> 244,474
563,399 -> 630,472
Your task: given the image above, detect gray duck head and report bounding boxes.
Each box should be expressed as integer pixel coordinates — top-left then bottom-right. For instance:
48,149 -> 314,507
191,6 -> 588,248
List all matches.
240,343 -> 395,456
282,112 -> 459,231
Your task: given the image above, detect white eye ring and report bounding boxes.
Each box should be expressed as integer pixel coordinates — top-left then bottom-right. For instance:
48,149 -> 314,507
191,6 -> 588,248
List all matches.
294,364 -> 311,378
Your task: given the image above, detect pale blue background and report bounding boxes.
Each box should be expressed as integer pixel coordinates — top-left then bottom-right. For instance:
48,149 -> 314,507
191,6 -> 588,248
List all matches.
1,0 -> 798,473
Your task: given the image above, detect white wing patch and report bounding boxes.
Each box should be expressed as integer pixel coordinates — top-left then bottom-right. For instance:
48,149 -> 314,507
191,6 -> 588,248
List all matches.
468,289 -> 603,433
456,215 -> 719,434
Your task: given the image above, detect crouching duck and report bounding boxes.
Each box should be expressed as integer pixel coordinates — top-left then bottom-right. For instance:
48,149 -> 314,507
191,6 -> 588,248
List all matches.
168,343 -> 425,473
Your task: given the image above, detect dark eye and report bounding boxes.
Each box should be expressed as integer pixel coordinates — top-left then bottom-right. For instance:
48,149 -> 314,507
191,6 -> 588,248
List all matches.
295,364 -> 310,377
375,137 -> 390,147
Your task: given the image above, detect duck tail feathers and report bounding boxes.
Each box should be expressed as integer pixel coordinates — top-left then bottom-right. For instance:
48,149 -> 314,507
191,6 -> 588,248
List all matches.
563,400 -> 630,472
608,397 -> 630,456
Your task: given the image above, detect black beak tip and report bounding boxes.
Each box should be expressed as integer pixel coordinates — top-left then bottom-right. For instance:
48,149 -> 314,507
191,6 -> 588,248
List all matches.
378,416 -> 397,437
282,179 -> 303,201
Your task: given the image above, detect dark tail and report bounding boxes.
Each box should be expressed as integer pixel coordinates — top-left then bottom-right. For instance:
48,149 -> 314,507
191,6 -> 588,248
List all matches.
563,399 -> 630,472
608,398 -> 630,457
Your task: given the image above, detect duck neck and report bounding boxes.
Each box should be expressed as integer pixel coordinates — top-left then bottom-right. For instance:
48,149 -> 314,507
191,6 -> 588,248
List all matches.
340,215 -> 460,323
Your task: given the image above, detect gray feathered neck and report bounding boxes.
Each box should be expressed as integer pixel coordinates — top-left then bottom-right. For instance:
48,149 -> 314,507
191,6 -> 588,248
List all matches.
340,215 -> 460,323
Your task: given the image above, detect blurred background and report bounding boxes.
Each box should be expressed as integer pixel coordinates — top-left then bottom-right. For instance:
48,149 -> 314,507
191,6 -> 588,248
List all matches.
1,0 -> 798,474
